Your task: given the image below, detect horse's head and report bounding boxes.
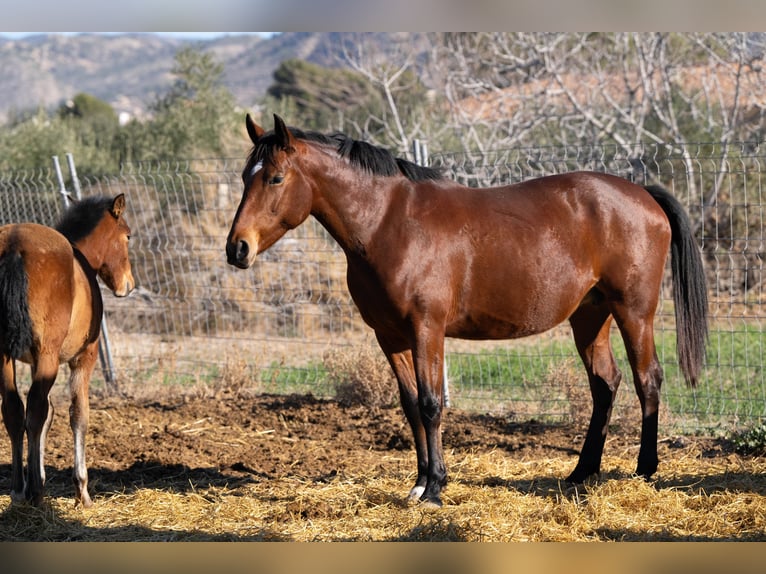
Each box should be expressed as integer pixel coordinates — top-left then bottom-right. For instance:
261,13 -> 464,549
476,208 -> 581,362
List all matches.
60,194 -> 135,297
226,113 -> 313,269
92,194 -> 134,297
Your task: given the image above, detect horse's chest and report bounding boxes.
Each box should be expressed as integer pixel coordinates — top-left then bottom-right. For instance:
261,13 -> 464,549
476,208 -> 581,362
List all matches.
345,261 -> 409,331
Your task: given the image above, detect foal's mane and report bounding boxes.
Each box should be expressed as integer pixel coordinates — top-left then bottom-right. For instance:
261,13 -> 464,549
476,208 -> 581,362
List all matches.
55,196 -> 115,243
246,127 -> 444,182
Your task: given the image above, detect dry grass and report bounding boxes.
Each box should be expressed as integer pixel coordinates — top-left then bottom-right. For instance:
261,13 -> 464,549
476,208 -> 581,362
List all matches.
1,442 -> 763,541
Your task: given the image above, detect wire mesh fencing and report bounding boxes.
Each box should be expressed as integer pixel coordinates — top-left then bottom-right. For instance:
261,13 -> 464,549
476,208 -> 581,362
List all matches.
1,142 -> 764,434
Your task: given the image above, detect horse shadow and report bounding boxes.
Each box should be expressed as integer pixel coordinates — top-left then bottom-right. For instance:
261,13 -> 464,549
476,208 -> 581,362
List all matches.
0,503 -> 288,541
0,460 -> 262,498
0,461 -> 289,541
467,465 -> 764,494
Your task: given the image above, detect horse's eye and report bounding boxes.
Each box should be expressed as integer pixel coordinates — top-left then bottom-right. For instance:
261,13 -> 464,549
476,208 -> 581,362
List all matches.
269,175 -> 285,185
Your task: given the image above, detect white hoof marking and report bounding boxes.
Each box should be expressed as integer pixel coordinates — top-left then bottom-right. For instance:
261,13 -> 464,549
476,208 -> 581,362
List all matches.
408,485 -> 425,500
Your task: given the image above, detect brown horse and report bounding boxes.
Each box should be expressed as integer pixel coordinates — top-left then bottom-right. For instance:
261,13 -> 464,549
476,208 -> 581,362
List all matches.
0,194 -> 134,507
226,114 -> 708,507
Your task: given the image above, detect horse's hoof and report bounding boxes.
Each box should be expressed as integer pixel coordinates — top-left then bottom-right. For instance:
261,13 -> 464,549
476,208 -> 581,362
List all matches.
407,485 -> 425,502
635,463 -> 657,480
566,468 -> 598,484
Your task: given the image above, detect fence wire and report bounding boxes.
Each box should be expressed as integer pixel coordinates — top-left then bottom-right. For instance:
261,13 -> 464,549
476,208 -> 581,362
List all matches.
1,143 -> 765,434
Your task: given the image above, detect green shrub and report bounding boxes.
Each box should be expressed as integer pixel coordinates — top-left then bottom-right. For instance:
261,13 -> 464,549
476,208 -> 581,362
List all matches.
729,423 -> 766,456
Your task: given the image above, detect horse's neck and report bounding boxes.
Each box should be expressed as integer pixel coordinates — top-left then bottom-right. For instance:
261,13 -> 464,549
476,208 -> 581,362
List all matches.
301,151 -> 396,255
310,177 -> 394,257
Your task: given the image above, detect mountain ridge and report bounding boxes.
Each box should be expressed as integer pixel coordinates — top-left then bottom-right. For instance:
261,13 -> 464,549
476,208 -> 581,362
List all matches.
0,32 -> 426,123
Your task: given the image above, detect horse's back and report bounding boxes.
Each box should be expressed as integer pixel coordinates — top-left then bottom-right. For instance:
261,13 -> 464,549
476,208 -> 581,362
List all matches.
417,171 -> 669,236
0,222 -> 72,256
503,171 -> 667,218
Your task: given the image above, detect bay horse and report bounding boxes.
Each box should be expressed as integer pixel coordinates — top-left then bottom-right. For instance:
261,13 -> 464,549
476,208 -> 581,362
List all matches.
0,194 -> 134,507
226,114 -> 708,507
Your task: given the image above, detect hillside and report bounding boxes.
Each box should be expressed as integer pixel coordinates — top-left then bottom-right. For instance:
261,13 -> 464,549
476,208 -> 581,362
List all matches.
0,32 -> 429,123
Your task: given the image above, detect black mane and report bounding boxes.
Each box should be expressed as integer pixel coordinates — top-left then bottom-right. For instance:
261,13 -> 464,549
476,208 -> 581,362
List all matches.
55,196 -> 115,243
245,127 -> 444,183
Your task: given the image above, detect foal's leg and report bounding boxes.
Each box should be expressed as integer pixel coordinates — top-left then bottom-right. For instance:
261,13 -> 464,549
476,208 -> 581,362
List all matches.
25,353 -> 59,506
375,333 -> 428,501
0,356 -> 26,502
68,342 -> 98,507
566,304 -> 622,483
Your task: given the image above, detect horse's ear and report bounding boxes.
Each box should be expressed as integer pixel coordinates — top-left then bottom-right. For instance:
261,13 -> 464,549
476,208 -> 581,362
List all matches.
245,113 -> 264,144
273,114 -> 295,153
111,193 -> 126,218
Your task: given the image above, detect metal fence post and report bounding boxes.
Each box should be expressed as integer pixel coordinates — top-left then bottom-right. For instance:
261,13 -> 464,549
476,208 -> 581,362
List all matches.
52,154 -> 117,389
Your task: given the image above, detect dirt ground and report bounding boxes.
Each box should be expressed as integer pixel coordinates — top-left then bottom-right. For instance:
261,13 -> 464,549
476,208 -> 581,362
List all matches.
6,389 -> 731,505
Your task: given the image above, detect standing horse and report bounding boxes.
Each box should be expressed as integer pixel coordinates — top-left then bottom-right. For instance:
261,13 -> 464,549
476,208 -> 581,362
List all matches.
226,114 -> 708,507
0,194 -> 133,507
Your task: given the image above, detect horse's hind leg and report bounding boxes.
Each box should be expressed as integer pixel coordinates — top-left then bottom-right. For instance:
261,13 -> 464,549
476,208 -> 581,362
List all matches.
0,356 -> 26,502
612,306 -> 664,479
566,303 -> 622,483
68,342 -> 98,507
25,353 -> 58,506
375,332 -> 429,501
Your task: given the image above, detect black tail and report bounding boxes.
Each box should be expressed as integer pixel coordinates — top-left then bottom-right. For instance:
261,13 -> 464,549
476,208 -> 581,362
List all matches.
0,250 -> 33,359
644,185 -> 709,387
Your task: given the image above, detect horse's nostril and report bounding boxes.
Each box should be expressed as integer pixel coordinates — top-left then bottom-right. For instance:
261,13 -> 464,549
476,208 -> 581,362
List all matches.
236,240 -> 249,261
227,239 -> 250,265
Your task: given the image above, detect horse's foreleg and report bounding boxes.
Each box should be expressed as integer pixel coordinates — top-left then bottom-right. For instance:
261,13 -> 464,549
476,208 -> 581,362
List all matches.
412,326 -> 448,507
375,333 -> 428,501
0,356 -> 26,503
68,343 -> 98,508
25,354 -> 58,506
567,306 -> 622,483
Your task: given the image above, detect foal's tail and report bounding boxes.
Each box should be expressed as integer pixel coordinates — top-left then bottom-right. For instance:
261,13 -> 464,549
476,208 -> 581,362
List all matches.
0,249 -> 34,359
645,185 -> 709,387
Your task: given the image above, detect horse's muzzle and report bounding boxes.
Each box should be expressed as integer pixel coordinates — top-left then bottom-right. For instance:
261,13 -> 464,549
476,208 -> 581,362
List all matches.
226,239 -> 252,269
114,280 -> 134,298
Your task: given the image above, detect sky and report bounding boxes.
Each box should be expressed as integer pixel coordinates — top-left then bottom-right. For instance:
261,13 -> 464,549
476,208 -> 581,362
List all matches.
0,32 -> 272,40
2,0 -> 764,32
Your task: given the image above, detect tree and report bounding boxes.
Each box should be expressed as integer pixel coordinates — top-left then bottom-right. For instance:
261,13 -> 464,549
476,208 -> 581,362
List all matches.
141,46 -> 239,160
56,93 -> 121,176
0,96 -> 121,177
338,33 -> 452,157
435,33 -> 766,153
265,59 -> 382,132
261,34 -> 453,159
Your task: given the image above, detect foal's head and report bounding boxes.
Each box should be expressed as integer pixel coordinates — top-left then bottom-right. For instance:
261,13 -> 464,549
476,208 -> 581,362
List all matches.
56,194 -> 134,297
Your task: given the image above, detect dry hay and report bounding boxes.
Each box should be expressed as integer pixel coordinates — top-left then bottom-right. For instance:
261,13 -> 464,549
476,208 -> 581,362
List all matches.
2,451 -> 764,542
0,389 -> 763,542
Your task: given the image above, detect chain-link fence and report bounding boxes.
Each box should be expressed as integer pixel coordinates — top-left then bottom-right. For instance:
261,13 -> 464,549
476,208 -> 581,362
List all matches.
2,142 -> 765,434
